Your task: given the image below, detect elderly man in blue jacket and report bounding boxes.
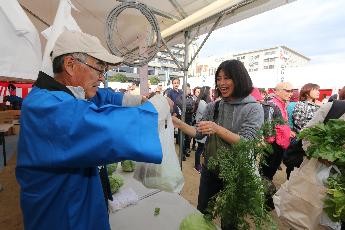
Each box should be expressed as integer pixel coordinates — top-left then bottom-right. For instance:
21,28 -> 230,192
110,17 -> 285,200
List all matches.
16,31 -> 163,230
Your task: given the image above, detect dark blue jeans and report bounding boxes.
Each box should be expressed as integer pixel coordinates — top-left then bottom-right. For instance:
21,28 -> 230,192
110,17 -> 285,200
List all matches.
197,166 -> 237,230
194,142 -> 204,168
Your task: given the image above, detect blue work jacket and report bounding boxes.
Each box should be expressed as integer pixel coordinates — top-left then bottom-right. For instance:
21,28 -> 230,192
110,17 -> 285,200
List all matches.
16,72 -> 162,230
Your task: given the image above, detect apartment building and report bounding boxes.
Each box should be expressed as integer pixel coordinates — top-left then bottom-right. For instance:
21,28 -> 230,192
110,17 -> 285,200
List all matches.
195,46 -> 310,77
149,44 -> 185,79
233,46 -> 310,73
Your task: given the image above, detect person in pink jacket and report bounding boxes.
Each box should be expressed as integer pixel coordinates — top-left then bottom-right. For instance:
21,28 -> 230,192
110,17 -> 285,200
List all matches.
261,82 -> 295,180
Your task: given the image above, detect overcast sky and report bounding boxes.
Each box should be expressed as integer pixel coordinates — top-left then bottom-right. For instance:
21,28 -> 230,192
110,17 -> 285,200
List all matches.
198,0 -> 345,65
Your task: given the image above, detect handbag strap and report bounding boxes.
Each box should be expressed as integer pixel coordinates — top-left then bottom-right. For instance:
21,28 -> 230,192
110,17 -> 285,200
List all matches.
324,100 -> 345,123
213,100 -> 221,121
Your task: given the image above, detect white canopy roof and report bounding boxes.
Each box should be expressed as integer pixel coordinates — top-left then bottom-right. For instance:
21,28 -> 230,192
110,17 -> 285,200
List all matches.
1,0 -> 295,81
20,0 -> 295,55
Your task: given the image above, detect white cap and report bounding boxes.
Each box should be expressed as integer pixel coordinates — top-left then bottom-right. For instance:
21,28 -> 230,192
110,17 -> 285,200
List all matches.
51,30 -> 123,64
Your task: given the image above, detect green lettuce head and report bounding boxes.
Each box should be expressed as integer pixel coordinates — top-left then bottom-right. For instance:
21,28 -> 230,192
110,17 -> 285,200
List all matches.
179,213 -> 217,230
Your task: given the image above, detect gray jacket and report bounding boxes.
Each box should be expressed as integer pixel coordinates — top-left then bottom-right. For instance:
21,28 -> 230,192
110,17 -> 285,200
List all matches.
195,99 -> 208,143
196,95 -> 264,141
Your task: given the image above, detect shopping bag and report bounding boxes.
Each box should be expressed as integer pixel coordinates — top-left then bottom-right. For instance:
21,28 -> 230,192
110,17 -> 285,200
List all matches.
273,158 -> 328,230
133,95 -> 184,193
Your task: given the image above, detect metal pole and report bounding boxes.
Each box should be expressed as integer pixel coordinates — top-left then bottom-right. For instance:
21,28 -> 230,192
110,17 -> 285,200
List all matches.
104,72 -> 108,88
139,34 -> 149,95
187,15 -> 224,70
161,37 -> 184,70
179,30 -> 190,168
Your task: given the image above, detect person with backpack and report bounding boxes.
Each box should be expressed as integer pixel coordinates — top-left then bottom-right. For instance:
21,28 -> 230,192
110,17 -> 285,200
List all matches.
175,83 -> 195,160
172,60 -> 264,230
193,86 -> 212,172
260,82 -> 295,182
251,87 -> 285,208
191,86 -> 201,150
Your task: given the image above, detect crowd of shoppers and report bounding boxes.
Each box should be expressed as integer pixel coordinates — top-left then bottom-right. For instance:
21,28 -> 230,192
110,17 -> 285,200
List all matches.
15,30 -> 344,230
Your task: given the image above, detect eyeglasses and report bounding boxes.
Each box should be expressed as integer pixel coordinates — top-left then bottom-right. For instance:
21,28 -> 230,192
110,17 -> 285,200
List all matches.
281,89 -> 293,93
75,58 -> 108,77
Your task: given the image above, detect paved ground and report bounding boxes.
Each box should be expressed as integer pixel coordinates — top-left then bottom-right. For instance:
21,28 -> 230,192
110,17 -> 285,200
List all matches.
0,138 -> 290,230
0,155 -> 22,230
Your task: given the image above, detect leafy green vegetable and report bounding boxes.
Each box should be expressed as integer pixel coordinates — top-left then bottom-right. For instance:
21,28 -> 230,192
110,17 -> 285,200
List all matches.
107,163 -> 118,175
299,119 -> 345,166
179,213 -> 217,230
154,207 -> 160,216
260,117 -> 286,138
121,160 -> 135,172
298,119 -> 345,222
109,174 -> 124,194
324,173 -> 345,222
207,138 -> 276,230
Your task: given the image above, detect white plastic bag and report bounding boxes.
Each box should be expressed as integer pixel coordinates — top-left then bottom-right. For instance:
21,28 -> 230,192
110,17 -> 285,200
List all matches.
320,214 -> 341,230
109,188 -> 139,212
133,95 -> 184,193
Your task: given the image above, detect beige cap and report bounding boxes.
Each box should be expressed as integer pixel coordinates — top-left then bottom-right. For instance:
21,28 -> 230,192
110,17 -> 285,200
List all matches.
51,30 -> 123,64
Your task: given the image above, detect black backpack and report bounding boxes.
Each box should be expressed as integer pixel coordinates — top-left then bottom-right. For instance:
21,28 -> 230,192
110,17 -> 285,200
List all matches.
261,101 -> 283,124
185,95 -> 195,114
175,94 -> 195,115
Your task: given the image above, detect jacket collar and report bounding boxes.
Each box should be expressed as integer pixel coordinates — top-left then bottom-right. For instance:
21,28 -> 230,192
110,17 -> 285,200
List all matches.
34,71 -> 75,98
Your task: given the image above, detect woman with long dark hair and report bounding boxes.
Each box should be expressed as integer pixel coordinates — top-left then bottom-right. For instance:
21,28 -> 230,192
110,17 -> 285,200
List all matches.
193,86 -> 211,172
173,60 -> 264,229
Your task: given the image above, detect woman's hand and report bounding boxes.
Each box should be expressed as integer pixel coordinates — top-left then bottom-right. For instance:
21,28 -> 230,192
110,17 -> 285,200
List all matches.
172,116 -> 182,129
197,121 -> 219,135
172,116 -> 197,137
